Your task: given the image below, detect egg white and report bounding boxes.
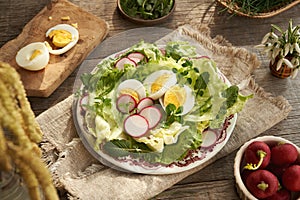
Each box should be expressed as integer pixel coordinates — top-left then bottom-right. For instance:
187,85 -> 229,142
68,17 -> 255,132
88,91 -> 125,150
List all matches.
179,85 -> 195,115
160,84 -> 195,115
45,24 -> 79,55
117,79 -> 146,100
15,42 -> 50,71
143,70 -> 177,100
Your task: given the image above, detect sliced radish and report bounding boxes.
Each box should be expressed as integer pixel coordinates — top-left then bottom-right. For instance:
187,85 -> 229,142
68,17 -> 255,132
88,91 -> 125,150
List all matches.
116,94 -> 137,114
127,52 -> 145,64
201,129 -> 218,149
137,97 -> 154,112
153,104 -> 166,122
114,50 -> 126,58
124,114 -> 149,137
79,94 -> 89,112
139,106 -> 162,129
196,55 -> 210,60
115,57 -> 136,69
159,48 -> 166,55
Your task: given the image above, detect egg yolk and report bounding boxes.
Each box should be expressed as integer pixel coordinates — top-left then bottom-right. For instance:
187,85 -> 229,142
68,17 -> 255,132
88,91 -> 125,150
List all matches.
29,49 -> 42,61
164,85 -> 186,108
48,29 -> 72,48
151,74 -> 171,93
119,89 -> 139,102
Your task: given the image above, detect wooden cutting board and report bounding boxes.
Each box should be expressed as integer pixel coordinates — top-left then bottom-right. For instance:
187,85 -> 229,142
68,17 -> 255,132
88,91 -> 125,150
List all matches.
0,0 -> 109,97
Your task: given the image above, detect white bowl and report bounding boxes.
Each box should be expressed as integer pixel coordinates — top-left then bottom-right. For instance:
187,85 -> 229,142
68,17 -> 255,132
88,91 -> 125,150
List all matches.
234,136 -> 300,200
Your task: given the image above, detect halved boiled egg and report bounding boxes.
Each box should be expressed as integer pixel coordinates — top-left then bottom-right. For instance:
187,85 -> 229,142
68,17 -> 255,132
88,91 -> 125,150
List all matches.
117,79 -> 146,102
143,70 -> 177,100
15,42 -> 50,71
45,24 -> 79,55
161,84 -> 195,115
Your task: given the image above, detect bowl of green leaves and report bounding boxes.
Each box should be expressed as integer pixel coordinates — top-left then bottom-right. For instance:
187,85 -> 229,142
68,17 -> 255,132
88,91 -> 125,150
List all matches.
117,0 -> 176,25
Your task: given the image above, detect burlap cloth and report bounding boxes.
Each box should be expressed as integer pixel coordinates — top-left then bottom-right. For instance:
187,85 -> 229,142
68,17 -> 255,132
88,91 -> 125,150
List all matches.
36,25 -> 292,199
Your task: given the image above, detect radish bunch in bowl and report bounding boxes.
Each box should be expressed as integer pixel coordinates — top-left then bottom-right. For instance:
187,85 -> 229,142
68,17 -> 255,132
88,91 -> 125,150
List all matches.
234,136 -> 300,200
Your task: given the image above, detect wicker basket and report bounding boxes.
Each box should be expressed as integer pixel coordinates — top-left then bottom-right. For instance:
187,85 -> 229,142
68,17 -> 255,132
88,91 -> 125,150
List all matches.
216,0 -> 300,18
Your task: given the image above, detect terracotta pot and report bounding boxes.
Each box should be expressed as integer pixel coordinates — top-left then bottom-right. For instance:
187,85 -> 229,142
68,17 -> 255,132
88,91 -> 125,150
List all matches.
269,57 -> 294,78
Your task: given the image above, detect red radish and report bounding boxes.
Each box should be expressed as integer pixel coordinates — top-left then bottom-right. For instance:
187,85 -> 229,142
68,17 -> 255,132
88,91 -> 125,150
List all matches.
137,97 -> 154,112
245,169 -> 278,199
244,141 -> 271,170
79,94 -> 88,111
282,165 -> 300,192
127,52 -> 145,64
241,170 -> 252,183
123,114 -> 149,138
139,106 -> 162,129
201,129 -> 218,149
264,188 -> 291,200
116,94 -> 137,114
115,57 -> 136,69
271,143 -> 298,166
267,164 -> 287,180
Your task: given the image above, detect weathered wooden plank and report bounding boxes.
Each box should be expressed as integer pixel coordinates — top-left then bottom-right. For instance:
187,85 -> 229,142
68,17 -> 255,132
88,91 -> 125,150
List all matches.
1,0 -> 300,199
153,179 -> 239,199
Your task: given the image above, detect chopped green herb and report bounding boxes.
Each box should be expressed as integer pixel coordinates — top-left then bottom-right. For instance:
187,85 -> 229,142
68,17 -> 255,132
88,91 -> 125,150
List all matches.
120,0 -> 174,20
225,0 -> 294,15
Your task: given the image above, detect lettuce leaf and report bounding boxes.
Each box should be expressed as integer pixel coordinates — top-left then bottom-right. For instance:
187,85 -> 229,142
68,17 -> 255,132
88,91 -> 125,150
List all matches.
165,41 -> 197,60
80,41 -> 252,165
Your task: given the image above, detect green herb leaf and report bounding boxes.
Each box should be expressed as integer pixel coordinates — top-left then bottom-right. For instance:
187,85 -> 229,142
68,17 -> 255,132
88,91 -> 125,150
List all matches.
164,104 -> 183,127
221,85 -> 239,108
195,72 -> 210,96
103,139 -> 153,158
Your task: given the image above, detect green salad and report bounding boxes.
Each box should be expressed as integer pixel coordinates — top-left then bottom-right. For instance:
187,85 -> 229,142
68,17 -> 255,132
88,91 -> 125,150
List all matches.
79,41 -> 252,165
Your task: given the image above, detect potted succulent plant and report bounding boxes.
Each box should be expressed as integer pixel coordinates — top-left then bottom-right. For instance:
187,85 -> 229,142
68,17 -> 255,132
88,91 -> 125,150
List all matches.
256,19 -> 300,78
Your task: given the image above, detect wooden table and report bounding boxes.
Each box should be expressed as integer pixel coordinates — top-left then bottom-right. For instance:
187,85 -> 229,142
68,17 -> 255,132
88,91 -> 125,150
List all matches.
1,1 -> 300,199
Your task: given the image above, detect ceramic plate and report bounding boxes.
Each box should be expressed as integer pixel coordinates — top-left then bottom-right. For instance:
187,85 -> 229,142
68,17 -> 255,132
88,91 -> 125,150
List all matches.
73,42 -> 238,174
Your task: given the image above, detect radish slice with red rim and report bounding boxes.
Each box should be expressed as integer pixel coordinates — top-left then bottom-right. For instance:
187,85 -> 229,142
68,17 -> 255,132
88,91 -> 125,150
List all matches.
201,129 -> 218,149
116,94 -> 137,114
159,48 -> 166,55
127,52 -> 145,64
195,55 -> 211,60
124,114 -> 149,138
137,97 -> 154,112
115,57 -> 136,69
139,106 -> 162,129
79,94 -> 89,112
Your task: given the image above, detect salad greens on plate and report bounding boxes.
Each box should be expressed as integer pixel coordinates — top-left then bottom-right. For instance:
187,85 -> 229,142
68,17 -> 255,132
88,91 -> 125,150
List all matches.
77,41 -> 252,166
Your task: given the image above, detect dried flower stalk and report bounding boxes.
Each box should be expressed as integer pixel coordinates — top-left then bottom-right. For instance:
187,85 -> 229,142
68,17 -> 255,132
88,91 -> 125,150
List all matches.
0,61 -> 59,200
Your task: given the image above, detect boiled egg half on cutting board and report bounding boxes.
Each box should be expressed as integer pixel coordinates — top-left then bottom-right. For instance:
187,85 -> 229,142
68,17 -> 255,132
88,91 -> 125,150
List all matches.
15,42 -> 50,71
45,24 -> 79,55
15,24 -> 79,71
